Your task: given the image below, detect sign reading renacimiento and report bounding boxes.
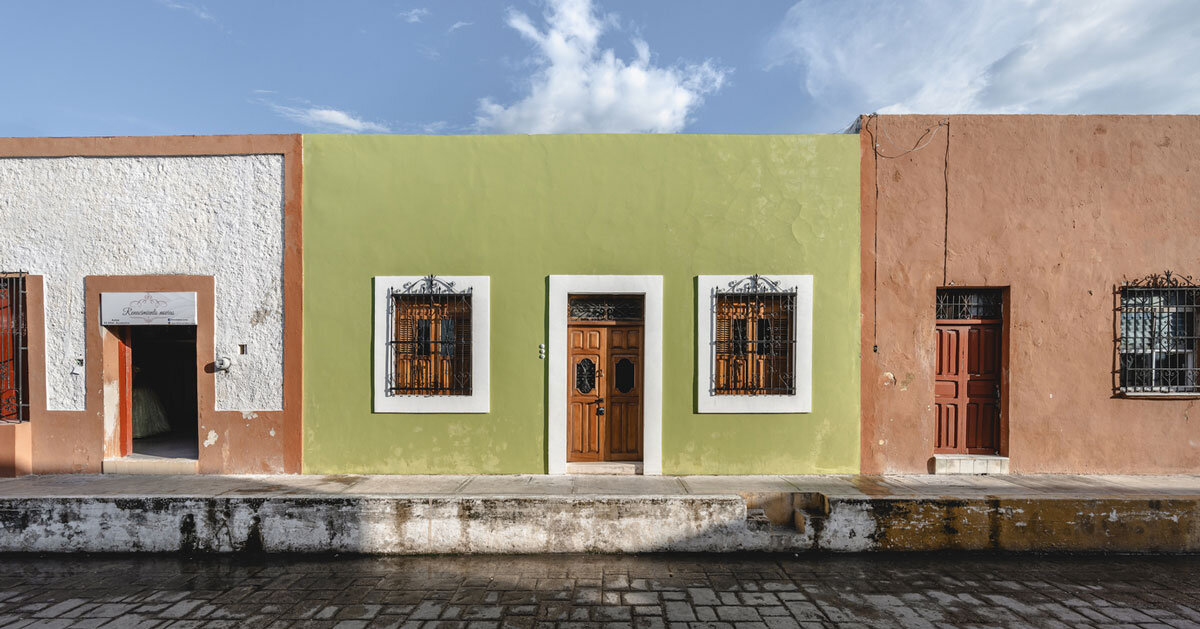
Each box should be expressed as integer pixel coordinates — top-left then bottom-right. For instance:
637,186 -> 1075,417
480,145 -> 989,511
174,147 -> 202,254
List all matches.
101,292 -> 197,326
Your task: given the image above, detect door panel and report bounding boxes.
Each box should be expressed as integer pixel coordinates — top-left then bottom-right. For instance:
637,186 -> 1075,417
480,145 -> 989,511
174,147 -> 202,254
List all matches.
934,322 -> 1002,455
606,325 -> 642,461
934,327 -> 963,451
567,328 -> 603,461
117,327 -> 133,457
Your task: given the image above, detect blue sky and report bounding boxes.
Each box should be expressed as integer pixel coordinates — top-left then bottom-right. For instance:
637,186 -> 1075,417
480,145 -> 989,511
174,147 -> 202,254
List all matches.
2,0 -> 1198,137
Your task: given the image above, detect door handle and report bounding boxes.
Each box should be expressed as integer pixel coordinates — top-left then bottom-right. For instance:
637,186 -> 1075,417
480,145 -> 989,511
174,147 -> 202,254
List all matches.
587,397 -> 604,404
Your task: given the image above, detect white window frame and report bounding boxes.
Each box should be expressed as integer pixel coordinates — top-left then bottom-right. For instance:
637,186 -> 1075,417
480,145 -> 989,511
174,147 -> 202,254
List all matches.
372,276 -> 489,413
696,274 -> 813,414
548,275 -> 663,475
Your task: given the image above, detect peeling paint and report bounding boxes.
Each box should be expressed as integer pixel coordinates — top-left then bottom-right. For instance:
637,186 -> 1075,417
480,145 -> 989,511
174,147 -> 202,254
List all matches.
203,431 -> 218,448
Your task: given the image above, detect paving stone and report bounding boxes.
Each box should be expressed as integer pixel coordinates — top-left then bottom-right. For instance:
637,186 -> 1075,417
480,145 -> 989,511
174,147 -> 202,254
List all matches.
715,606 -> 760,621
0,553 -> 1187,629
664,602 -> 696,622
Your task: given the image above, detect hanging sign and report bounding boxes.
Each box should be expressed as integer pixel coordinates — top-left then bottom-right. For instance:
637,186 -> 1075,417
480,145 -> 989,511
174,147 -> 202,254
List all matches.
101,292 -> 197,326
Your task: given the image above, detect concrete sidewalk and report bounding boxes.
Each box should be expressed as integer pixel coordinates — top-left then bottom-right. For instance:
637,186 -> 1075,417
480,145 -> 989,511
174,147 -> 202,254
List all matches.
0,474 -> 1196,554
1,472 -> 1197,498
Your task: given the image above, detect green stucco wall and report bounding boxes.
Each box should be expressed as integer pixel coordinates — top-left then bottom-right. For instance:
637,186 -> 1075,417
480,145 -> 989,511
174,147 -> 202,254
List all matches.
302,134 -> 860,474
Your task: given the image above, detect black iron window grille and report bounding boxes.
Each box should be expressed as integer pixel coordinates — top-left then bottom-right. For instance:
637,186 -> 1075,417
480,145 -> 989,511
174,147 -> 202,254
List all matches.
1117,272 -> 1200,394
387,276 -> 472,396
0,273 -> 28,424
936,288 -> 1003,320
568,295 -> 644,322
712,275 -> 796,396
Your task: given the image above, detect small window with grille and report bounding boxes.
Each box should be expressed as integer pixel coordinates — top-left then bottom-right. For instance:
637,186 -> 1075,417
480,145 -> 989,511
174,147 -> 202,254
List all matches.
373,275 -> 489,413
698,274 -> 813,414
0,273 -> 28,424
1117,273 -> 1200,395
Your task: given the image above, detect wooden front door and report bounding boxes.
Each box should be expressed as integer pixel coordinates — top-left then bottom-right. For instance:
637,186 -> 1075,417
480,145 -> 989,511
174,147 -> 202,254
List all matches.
934,323 -> 1002,454
567,324 -> 644,462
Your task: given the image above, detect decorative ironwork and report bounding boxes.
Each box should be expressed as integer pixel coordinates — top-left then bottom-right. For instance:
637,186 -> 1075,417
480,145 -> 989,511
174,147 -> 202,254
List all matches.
712,275 -> 797,396
1116,273 -> 1200,394
568,295 -> 644,322
721,274 -> 790,294
615,358 -> 634,394
575,358 -> 596,394
936,289 -> 1003,320
0,273 -> 28,424
1122,270 -> 1196,288
387,275 -> 473,396
400,275 -> 464,295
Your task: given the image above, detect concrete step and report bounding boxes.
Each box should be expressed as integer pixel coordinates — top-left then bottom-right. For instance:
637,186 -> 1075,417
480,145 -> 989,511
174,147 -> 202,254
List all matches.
564,462 -> 643,475
0,491 -> 1195,554
101,456 -> 198,475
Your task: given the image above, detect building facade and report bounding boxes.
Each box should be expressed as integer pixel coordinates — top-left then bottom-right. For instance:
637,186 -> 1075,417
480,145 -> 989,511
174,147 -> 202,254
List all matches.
1,115 -> 1197,476
0,136 -> 303,474
302,134 -> 862,474
860,114 -> 1200,474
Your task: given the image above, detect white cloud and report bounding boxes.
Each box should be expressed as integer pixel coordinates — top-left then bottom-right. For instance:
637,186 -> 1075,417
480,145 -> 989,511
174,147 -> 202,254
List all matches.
448,21 -> 473,33
768,0 -> 1200,120
476,0 -> 727,133
156,0 -> 216,23
265,103 -> 390,133
398,8 -> 430,23
417,44 -> 440,61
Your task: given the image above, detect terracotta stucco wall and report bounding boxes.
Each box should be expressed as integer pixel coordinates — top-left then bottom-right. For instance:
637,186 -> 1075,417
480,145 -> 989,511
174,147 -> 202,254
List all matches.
861,114 -> 1200,474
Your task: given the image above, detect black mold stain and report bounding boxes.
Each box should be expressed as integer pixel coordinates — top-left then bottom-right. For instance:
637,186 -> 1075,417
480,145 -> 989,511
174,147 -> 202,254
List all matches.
179,513 -> 197,554
241,515 -> 264,554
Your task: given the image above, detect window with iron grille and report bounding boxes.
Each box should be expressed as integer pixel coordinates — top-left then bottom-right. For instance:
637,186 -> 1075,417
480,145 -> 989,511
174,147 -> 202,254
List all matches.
712,275 -> 796,396
1117,272 -> 1200,395
387,276 -> 473,396
0,273 -> 28,424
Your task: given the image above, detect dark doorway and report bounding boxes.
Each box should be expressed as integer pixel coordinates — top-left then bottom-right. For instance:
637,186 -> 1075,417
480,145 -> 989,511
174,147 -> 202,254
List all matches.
128,325 -> 198,459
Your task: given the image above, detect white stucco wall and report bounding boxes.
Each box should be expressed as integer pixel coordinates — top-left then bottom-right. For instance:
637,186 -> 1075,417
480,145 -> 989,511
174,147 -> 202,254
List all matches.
0,155 -> 285,412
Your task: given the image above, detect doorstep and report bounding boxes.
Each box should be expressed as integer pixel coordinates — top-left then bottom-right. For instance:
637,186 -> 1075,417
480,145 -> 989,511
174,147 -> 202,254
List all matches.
933,454 -> 1009,475
102,454 -> 198,475
565,461 -> 643,475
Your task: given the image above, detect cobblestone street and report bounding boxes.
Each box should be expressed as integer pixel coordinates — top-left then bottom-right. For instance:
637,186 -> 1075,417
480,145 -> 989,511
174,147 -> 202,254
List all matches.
0,553 -> 1196,628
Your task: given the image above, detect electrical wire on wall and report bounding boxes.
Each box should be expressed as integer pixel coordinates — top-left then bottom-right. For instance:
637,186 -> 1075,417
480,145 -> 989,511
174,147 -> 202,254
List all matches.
862,114 -> 951,353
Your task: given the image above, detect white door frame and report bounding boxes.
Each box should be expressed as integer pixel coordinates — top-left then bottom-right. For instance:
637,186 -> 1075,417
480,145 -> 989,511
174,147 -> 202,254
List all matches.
548,275 -> 663,475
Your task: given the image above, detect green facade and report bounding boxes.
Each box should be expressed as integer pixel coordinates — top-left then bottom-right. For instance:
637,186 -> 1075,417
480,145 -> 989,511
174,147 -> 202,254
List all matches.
302,134 -> 860,474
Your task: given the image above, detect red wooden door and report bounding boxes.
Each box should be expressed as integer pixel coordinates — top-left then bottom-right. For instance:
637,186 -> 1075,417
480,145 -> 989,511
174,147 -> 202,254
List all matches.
116,327 -> 133,457
934,323 -> 1001,454
0,280 -> 24,423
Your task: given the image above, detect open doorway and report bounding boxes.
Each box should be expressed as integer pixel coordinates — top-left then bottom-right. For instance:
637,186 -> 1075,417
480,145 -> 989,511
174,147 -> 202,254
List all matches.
119,325 -> 199,460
